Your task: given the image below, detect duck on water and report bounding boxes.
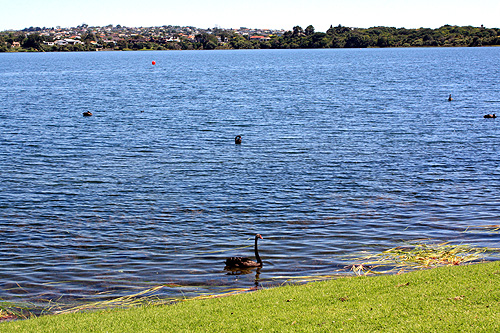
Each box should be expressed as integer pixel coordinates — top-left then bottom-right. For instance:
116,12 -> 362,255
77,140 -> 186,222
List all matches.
225,234 -> 263,269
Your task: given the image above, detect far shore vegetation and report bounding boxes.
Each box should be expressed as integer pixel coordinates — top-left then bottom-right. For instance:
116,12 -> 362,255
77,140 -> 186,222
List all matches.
1,24 -> 500,52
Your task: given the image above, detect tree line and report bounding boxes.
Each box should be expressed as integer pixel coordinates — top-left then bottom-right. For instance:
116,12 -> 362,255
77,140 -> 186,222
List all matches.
1,24 -> 499,52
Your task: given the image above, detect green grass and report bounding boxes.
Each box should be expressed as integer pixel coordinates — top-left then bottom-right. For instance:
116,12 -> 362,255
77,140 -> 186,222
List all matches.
2,260 -> 500,332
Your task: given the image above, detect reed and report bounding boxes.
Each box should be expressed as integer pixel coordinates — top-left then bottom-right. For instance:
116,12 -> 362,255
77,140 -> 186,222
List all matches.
342,240 -> 494,277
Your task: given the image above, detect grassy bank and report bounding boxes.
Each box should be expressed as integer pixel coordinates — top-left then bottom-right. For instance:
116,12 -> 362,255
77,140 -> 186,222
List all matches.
2,260 -> 500,332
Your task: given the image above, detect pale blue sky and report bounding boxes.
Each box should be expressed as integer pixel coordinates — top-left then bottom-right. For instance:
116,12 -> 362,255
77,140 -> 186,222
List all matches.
2,0 -> 499,31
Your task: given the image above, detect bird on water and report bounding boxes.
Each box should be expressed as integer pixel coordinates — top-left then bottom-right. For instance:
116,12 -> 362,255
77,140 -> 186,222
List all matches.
235,135 -> 242,144
225,234 -> 263,268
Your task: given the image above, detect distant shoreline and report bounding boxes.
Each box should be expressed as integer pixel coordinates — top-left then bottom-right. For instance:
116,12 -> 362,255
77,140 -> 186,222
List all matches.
3,45 -> 500,54
2,24 -> 499,52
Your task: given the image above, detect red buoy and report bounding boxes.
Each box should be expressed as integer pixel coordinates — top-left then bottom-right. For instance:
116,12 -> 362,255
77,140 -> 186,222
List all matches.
152,61 -> 156,65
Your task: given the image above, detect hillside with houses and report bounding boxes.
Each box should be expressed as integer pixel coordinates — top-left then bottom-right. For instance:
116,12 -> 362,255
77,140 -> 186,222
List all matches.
1,23 -> 499,52
0,24 -> 285,52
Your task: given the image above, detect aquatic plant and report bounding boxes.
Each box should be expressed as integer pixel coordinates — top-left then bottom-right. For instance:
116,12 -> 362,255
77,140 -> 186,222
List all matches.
346,242 -> 489,276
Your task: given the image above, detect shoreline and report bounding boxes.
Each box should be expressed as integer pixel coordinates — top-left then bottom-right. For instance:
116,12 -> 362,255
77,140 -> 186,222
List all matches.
2,44 -> 500,54
1,241 -> 494,322
2,260 -> 500,331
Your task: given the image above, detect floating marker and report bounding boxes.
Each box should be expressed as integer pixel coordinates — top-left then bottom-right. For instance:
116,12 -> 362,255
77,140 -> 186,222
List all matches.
152,61 -> 156,65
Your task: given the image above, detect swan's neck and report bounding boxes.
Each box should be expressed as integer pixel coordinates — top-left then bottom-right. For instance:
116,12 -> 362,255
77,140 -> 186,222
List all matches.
254,236 -> 262,264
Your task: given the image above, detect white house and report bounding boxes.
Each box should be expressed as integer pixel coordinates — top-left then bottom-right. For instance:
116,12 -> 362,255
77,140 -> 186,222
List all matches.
55,39 -> 84,46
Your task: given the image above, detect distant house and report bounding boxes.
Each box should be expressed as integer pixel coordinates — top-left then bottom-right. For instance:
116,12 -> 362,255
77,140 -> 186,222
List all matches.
65,39 -> 84,45
12,41 -> 20,48
68,39 -> 84,45
250,36 -> 271,42
54,39 -> 83,46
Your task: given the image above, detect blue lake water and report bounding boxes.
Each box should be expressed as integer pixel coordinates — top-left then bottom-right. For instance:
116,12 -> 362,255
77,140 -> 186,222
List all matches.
0,48 -> 499,312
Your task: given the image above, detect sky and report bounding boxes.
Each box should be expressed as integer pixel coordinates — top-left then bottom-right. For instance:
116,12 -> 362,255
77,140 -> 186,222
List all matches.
1,0 -> 499,32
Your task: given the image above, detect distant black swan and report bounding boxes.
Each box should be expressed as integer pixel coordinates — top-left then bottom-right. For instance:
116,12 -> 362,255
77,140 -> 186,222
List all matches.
83,111 -> 93,117
484,114 -> 497,118
235,135 -> 242,144
225,234 -> 263,268
448,94 -> 453,101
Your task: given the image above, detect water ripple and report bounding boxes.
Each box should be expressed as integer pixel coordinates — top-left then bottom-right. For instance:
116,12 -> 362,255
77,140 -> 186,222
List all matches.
0,48 -> 499,311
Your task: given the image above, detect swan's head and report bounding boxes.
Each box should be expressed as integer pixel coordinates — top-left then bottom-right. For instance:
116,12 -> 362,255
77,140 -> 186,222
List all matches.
256,234 -> 263,239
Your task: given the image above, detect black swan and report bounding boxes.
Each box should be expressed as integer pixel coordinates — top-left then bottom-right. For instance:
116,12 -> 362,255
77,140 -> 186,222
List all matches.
83,111 -> 93,117
225,234 -> 263,268
235,135 -> 242,144
448,94 -> 453,101
484,114 -> 497,118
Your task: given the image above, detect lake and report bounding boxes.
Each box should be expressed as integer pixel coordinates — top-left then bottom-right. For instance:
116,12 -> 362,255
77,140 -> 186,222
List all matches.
0,47 -> 499,312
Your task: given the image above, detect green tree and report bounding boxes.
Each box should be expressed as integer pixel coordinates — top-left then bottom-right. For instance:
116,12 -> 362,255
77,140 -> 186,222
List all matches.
194,33 -> 218,50
22,34 -> 42,50
344,33 -> 370,48
326,25 -> 335,35
305,25 -> 315,36
292,26 -> 304,37
335,24 -> 350,34
229,35 -> 253,49
116,39 -> 128,50
376,36 -> 389,47
82,33 -> 96,42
